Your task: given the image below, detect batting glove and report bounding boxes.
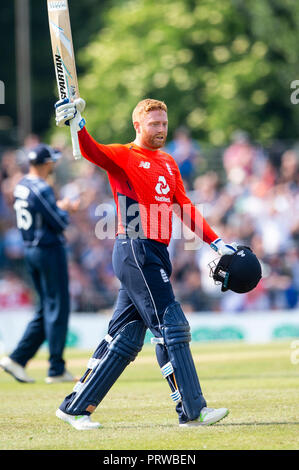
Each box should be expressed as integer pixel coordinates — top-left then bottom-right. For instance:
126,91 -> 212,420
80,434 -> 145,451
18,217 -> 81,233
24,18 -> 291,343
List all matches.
55,97 -> 86,131
210,238 -> 238,256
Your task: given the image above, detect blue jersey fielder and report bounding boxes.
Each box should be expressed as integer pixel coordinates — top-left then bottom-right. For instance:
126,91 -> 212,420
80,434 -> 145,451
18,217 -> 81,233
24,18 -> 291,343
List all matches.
0,144 -> 76,384
13,175 -> 69,247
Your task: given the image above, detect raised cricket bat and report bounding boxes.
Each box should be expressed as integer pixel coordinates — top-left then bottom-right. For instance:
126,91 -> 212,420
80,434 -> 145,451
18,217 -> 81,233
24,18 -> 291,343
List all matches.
47,0 -> 81,159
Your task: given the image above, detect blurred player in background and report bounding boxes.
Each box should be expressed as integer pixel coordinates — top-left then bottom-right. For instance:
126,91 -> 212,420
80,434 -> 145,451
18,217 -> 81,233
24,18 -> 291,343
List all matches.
0,144 -> 79,384
53,97 -> 237,430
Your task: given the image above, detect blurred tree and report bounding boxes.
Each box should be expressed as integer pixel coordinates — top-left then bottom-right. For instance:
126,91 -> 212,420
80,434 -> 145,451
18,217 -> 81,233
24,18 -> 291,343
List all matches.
2,0 -> 299,148
70,0 -> 299,146
236,0 -> 299,142
31,0 -> 110,140
0,0 -> 109,146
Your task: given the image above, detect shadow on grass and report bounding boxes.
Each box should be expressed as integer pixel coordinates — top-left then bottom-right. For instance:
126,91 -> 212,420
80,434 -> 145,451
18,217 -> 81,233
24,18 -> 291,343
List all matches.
102,421 -> 299,429
119,373 -> 299,384
202,374 -> 299,381
216,421 -> 299,426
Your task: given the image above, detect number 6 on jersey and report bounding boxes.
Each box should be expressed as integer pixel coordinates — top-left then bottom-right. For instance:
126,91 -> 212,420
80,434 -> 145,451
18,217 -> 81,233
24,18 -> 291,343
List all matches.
47,0 -> 81,160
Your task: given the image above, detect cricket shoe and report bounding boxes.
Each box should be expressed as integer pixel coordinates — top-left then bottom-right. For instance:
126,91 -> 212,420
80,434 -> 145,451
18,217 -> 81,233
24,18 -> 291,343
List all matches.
0,356 -> 35,383
45,370 -> 76,384
179,407 -> 229,427
56,409 -> 101,430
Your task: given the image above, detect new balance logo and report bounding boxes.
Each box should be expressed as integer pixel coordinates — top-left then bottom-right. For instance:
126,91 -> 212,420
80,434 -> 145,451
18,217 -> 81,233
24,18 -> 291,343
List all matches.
237,250 -> 245,257
139,161 -> 151,169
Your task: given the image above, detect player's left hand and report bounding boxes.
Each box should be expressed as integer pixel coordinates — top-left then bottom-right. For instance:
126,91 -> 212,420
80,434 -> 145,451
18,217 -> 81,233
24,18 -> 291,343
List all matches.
55,98 -> 86,130
57,197 -> 81,213
210,238 -> 237,256
68,198 -> 81,213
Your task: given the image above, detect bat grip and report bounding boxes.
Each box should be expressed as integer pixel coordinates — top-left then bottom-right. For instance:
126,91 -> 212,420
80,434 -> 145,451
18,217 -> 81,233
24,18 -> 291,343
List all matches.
70,118 -> 81,160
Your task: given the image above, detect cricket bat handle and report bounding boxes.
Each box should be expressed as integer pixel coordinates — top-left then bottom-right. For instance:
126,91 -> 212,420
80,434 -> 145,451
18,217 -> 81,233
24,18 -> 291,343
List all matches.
70,118 -> 81,160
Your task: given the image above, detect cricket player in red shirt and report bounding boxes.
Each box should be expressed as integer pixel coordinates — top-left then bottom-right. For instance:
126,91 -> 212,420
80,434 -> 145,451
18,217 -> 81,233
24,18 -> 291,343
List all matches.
54,97 -> 236,430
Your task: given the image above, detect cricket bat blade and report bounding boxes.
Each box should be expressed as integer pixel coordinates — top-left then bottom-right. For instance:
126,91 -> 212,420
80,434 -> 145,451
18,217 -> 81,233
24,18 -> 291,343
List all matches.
47,0 -> 82,160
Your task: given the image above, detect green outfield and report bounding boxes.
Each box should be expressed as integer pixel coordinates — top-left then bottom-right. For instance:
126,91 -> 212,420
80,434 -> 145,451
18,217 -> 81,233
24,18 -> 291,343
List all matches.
0,340 -> 298,450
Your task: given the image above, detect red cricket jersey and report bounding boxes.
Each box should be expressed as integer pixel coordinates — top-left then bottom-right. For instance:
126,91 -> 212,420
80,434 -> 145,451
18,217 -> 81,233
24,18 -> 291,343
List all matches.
78,127 -> 218,246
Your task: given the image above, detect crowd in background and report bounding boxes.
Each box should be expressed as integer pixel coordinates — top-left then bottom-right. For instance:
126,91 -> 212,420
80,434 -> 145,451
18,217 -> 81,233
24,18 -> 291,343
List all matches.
0,127 -> 298,313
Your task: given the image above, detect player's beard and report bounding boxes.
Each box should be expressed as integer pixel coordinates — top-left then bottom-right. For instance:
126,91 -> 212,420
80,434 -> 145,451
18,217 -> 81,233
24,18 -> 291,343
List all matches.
147,133 -> 167,149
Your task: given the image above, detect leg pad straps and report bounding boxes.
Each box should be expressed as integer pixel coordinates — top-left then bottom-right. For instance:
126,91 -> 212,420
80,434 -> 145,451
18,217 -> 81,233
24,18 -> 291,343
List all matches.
162,302 -> 206,421
66,320 -> 146,415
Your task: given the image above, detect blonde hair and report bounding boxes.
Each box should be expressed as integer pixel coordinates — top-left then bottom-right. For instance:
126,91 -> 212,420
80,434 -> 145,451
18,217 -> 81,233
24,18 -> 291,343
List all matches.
132,98 -> 167,123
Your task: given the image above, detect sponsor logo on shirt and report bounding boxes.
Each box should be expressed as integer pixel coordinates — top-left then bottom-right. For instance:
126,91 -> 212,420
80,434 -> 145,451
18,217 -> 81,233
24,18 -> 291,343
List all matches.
155,176 -> 170,202
155,176 -> 170,195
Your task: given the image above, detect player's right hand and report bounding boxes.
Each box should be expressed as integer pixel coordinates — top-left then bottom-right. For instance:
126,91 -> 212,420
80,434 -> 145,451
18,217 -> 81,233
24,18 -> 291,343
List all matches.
55,98 -> 86,130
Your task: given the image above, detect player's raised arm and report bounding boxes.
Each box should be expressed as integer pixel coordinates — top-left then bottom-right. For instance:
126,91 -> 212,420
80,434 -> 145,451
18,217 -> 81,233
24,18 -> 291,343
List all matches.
55,98 -> 126,173
173,163 -> 237,255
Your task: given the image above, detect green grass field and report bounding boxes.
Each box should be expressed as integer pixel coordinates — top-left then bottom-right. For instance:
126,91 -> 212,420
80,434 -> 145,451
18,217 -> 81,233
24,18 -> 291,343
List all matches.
0,340 -> 298,450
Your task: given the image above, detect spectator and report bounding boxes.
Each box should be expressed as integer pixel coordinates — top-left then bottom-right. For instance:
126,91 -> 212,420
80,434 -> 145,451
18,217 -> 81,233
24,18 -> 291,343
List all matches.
223,130 -> 259,185
0,133 -> 298,314
166,126 -> 202,187
178,268 -> 212,313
